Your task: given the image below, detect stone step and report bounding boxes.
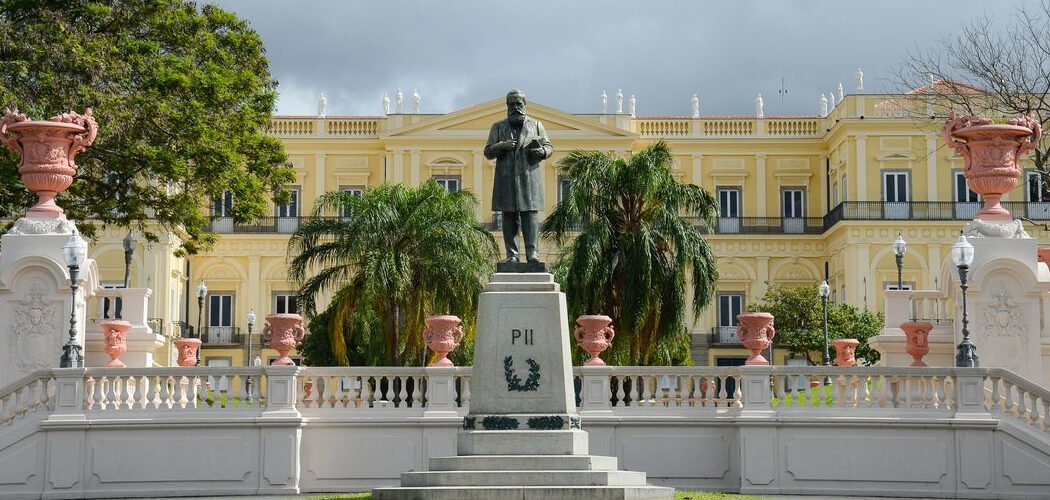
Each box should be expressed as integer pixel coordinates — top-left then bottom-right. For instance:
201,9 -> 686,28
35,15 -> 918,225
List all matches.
429,454 -> 618,471
400,470 -> 648,488
458,429 -> 589,455
372,485 -> 675,500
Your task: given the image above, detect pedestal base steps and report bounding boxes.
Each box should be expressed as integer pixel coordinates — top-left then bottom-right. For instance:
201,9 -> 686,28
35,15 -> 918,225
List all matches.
373,272 -> 673,499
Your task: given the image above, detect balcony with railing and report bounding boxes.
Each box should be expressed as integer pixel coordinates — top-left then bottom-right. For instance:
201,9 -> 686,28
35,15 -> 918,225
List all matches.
207,215 -> 343,234
824,201 -> 1050,228
710,326 -> 739,344
201,326 -> 243,345
633,117 -> 824,139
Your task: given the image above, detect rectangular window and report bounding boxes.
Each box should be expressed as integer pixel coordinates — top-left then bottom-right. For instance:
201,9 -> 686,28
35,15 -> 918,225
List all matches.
716,293 -> 744,343
277,187 -> 300,217
716,188 -> 741,233
1027,171 -> 1050,219
840,174 -> 847,202
832,182 -> 839,206
883,171 -> 909,219
433,176 -> 461,193
212,191 -> 233,217
207,294 -> 234,343
954,171 -> 979,219
558,176 -> 572,204
339,186 -> 364,219
273,293 -> 299,315
782,188 -> 805,233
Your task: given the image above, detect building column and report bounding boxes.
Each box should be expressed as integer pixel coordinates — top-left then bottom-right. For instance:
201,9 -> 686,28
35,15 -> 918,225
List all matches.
756,154 -> 767,217
248,255 -> 261,318
691,153 -> 703,186
410,149 -> 421,186
473,150 -> 485,220
855,135 -> 867,201
392,149 -> 404,184
314,153 -> 326,205
756,257 -> 770,299
926,135 -> 938,201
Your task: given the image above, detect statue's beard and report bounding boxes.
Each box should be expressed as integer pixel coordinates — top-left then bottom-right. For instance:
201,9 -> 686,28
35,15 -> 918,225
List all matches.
509,113 -> 525,125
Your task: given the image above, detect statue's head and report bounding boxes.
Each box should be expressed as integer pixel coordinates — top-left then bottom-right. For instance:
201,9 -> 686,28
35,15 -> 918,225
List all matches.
506,89 -> 526,125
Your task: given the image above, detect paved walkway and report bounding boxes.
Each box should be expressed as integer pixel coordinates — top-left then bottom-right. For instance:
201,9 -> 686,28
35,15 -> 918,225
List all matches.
107,495 -> 936,500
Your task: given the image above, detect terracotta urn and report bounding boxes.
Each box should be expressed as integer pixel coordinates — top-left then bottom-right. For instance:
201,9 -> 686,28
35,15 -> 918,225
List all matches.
901,321 -> 933,367
100,319 -> 131,368
175,338 -> 202,367
736,312 -> 775,365
423,315 -> 464,367
1038,247 -> 1050,268
263,313 -> 306,366
833,338 -> 860,367
574,314 -> 615,366
943,113 -> 1041,221
0,108 -> 97,218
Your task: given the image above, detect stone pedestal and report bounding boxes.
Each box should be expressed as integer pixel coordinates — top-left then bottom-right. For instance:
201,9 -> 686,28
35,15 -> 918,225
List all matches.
0,218 -> 98,388
374,273 -> 673,499
85,288 -> 165,367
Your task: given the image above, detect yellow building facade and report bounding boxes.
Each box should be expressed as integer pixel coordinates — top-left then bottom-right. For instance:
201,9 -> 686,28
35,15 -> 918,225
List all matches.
90,93 -> 1049,368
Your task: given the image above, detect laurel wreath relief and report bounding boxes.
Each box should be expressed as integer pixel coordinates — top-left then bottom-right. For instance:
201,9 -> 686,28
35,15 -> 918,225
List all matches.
503,355 -> 540,391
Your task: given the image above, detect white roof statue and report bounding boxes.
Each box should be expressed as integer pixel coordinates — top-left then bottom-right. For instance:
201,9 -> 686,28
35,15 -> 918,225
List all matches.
629,94 -> 636,117
616,89 -> 624,113
600,90 -> 608,114
855,68 -> 864,91
837,82 -> 844,102
755,94 -> 764,118
318,92 -> 327,117
820,94 -> 829,117
382,92 -> 390,115
395,87 -> 403,113
412,88 -> 420,113
828,90 -> 836,108
691,93 -> 700,118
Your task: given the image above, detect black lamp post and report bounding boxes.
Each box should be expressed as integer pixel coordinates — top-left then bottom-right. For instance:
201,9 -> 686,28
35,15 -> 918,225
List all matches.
893,232 -> 906,290
951,232 -> 978,367
246,308 -> 256,403
60,230 -> 87,368
122,232 -> 135,288
819,280 -> 831,367
196,280 -> 207,366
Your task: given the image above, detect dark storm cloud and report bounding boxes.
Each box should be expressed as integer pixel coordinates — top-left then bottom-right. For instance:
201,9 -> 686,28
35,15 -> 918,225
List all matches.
210,0 -> 1025,117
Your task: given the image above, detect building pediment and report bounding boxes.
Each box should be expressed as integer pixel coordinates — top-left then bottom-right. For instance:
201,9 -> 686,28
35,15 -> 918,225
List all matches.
382,99 -> 636,142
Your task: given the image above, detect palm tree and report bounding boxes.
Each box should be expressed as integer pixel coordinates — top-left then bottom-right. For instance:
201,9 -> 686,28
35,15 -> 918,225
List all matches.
288,181 -> 497,366
543,140 -> 718,365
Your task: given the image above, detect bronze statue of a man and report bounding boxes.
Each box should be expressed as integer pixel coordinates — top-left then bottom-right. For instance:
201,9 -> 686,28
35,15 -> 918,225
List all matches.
484,89 -> 553,263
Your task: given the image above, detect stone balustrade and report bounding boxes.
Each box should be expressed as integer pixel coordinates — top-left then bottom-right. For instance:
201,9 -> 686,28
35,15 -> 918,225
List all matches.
1,365 -> 1047,499
634,117 -> 824,139
269,117 -> 382,137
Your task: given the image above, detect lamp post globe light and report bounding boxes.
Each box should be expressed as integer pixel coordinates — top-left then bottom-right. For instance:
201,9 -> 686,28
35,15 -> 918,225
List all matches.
893,232 -> 907,290
819,279 -> 831,367
246,308 -> 256,403
196,280 -> 207,366
61,230 -> 88,368
951,232 -> 978,368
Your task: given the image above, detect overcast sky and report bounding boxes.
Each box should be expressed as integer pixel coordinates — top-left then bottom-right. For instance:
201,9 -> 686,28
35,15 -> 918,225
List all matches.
209,0 -> 1025,118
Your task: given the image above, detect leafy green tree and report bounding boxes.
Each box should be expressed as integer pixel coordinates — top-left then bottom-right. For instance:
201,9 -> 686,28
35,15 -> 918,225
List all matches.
749,284 -> 883,365
0,0 -> 293,253
543,140 -> 718,366
289,181 -> 497,366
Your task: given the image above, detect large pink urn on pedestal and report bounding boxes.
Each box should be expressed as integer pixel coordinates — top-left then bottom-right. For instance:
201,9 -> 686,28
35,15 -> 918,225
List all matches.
424,315 -> 464,367
175,338 -> 202,367
263,313 -> 306,366
943,113 -> 1041,221
100,319 -> 131,368
0,108 -> 98,218
901,321 -> 933,367
833,338 -> 860,367
574,315 -> 615,366
736,312 -> 775,365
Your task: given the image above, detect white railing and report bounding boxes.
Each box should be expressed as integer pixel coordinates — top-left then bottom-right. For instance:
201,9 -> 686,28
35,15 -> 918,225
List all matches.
0,371 -> 54,429
268,117 -> 382,138
0,366 -> 1045,435
82,367 -> 266,412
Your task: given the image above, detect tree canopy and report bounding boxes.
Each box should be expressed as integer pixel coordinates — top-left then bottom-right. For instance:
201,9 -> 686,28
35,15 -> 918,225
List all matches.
0,0 -> 293,253
289,181 -> 497,366
749,283 -> 883,366
896,1 -> 1050,173
542,140 -> 718,366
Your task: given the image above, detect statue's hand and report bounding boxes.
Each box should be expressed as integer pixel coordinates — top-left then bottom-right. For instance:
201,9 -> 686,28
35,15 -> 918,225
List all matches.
527,147 -> 545,161
502,139 -> 518,151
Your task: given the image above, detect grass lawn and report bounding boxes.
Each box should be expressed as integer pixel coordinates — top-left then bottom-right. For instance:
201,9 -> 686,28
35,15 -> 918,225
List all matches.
298,492 -> 769,499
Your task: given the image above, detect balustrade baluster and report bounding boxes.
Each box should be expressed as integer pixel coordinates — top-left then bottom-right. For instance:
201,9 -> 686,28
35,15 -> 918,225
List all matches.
903,376 -> 914,409
716,376 -> 728,407
1040,397 -> 1049,432
626,376 -> 639,407
666,376 -> 677,407
361,376 -> 373,408
639,376 -> 652,407
732,376 -> 743,407
858,375 -> 870,407
1003,380 -> 1016,416
934,377 -> 946,409
412,376 -> 423,408
398,376 -> 409,408
613,376 -> 625,407
460,376 -> 471,407
1016,387 -> 1029,422
990,376 -> 1002,412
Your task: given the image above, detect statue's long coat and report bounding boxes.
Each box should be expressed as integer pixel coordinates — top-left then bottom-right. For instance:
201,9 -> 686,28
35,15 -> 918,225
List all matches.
484,117 -> 553,212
